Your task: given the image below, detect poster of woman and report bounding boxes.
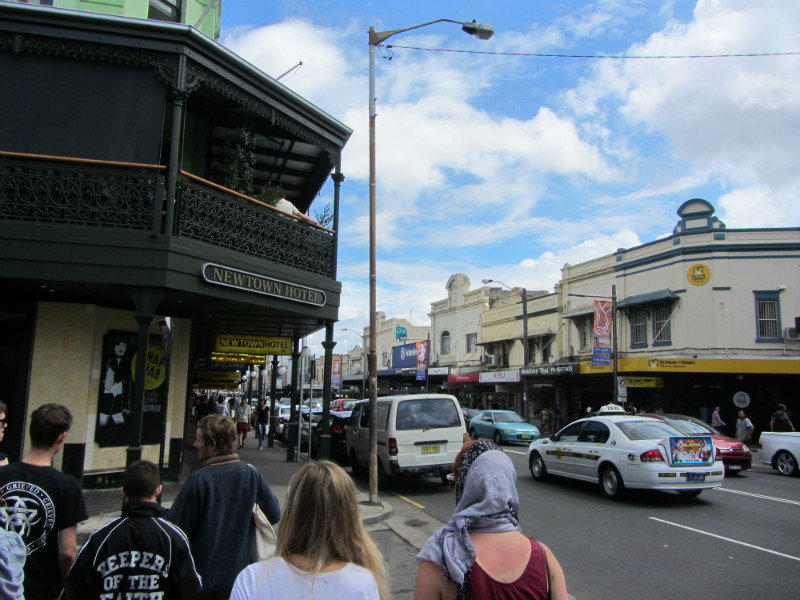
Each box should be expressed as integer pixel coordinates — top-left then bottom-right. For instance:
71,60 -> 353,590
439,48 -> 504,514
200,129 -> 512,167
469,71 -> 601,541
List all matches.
95,330 -> 167,447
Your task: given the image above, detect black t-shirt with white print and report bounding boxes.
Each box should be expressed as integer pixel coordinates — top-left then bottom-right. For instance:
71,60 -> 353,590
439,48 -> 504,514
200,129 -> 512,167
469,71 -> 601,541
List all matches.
0,461 -> 88,600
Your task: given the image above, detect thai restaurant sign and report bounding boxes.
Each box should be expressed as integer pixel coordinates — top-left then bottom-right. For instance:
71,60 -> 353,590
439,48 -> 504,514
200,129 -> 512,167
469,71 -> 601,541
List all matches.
215,335 -> 292,356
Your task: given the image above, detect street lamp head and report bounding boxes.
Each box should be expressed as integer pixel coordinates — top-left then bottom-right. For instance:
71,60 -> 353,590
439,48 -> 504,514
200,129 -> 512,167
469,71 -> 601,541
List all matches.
481,279 -> 493,284
300,346 -> 311,359
461,20 -> 494,40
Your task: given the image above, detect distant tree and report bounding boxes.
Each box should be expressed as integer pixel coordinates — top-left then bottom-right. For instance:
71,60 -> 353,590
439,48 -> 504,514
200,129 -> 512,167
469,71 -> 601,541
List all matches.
313,203 -> 334,228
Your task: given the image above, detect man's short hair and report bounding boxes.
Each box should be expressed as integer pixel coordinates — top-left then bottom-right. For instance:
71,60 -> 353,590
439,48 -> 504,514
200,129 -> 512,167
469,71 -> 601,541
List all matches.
197,414 -> 236,454
778,403 -> 787,411
123,460 -> 160,501
29,403 -> 72,449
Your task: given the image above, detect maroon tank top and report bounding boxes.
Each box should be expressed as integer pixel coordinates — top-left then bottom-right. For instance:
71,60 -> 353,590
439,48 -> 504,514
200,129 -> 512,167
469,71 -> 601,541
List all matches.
466,537 -> 549,600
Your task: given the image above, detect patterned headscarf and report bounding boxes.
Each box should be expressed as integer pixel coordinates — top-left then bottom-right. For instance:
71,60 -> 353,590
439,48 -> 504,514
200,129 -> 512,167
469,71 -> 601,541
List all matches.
416,441 -> 520,598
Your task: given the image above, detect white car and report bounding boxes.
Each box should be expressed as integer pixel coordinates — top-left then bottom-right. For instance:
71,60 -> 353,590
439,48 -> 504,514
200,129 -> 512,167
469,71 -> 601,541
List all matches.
527,405 -> 724,499
758,431 -> 800,476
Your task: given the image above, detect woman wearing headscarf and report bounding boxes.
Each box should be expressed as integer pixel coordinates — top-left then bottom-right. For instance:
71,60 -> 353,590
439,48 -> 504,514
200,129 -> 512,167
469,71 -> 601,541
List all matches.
415,440 -> 568,600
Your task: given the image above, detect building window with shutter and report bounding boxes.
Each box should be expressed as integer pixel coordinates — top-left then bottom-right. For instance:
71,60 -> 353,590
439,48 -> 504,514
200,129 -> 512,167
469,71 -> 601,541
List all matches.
466,333 -> 477,353
652,303 -> 672,345
441,331 -> 451,355
754,291 -> 782,342
630,307 -> 648,347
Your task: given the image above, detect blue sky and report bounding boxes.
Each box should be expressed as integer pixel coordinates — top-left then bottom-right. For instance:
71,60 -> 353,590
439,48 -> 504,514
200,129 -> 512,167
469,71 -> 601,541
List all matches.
219,0 -> 800,355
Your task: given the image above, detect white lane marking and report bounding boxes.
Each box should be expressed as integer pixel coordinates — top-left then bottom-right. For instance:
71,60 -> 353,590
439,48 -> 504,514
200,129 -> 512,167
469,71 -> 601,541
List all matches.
714,487 -> 800,506
506,450 -> 527,456
649,517 -> 800,563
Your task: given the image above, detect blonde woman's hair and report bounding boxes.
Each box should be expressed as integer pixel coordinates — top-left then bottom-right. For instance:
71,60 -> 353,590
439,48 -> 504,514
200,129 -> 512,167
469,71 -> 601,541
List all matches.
277,461 -> 389,600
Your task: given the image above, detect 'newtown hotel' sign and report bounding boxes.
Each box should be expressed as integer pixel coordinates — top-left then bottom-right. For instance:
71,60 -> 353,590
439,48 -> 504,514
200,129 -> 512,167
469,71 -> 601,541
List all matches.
202,263 -> 326,306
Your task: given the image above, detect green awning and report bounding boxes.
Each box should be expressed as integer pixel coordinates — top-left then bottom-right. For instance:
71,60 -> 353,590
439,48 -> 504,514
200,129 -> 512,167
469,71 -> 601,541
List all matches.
617,289 -> 679,310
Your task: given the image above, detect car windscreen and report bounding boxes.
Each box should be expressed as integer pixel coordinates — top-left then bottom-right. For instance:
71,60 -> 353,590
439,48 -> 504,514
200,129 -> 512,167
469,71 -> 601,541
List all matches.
494,412 -> 524,423
616,420 -> 683,441
396,398 -> 462,430
663,417 -> 713,435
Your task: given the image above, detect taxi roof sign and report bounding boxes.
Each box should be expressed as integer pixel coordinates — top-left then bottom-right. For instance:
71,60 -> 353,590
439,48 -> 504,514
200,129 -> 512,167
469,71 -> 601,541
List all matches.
597,403 -> 627,414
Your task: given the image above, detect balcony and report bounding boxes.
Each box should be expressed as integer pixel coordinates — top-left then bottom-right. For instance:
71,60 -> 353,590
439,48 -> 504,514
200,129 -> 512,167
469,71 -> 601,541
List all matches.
0,151 -> 336,278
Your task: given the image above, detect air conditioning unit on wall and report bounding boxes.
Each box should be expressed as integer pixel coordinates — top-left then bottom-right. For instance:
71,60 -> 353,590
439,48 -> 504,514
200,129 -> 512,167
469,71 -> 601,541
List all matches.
784,327 -> 800,340
481,354 -> 499,366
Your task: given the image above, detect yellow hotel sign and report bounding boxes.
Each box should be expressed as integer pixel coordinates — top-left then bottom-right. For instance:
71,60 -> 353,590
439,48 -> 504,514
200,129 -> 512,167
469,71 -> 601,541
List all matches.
195,370 -> 242,382
215,335 -> 292,356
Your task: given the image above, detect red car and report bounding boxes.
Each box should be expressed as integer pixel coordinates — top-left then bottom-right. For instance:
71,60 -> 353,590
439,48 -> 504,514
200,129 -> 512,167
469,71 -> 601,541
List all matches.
640,413 -> 751,475
330,398 -> 359,412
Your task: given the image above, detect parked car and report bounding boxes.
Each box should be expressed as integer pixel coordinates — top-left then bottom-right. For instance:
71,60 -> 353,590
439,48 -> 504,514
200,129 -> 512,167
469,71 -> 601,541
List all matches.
469,410 -> 540,444
346,394 -> 468,483
331,398 -> 359,412
527,404 -> 724,499
310,410 -> 352,463
274,405 -> 291,436
640,412 -> 751,475
461,407 -> 480,425
759,431 -> 800,476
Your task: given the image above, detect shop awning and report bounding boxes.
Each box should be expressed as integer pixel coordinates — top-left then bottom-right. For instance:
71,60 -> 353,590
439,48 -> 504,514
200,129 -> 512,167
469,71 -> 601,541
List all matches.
616,289 -> 680,310
560,305 -> 594,319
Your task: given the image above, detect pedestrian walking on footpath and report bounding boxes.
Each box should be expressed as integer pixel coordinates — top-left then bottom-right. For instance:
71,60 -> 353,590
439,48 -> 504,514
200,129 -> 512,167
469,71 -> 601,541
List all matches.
230,461 -> 389,600
234,397 -> 253,449
63,460 -> 202,599
0,404 -> 88,600
770,403 -> 796,432
415,440 -> 568,600
735,410 -> 755,445
255,398 -> 270,451
711,406 -> 726,433
166,414 -> 280,600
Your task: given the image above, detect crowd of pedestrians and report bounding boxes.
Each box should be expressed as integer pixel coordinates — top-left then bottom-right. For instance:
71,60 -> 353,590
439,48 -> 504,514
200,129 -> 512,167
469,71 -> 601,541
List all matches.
0,401 -> 576,599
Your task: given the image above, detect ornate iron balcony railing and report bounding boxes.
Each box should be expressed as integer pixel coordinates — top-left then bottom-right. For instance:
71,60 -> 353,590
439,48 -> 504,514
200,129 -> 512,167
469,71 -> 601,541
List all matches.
176,172 -> 335,278
0,151 -> 163,230
0,152 -> 336,279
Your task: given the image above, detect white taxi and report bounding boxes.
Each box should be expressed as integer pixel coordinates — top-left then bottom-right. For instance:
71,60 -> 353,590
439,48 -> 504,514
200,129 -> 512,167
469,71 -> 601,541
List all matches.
527,405 -> 724,499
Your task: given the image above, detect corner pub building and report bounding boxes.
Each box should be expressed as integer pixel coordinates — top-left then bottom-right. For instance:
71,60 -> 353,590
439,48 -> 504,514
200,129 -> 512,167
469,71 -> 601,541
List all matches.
0,1 -> 351,484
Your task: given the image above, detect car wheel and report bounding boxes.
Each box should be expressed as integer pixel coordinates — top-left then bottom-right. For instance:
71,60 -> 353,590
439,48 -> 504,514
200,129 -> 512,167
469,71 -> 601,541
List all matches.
775,451 -> 799,476
679,489 -> 702,497
469,428 -> 478,440
529,452 -> 547,481
493,430 -> 502,445
600,465 -> 625,499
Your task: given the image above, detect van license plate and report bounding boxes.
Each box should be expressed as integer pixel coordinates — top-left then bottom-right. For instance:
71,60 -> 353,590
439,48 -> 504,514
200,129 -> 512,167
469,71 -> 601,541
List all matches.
421,445 -> 440,455
686,472 -> 706,482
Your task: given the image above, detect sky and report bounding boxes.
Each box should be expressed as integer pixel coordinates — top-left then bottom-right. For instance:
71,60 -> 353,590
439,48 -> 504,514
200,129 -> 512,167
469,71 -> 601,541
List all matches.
218,0 -> 800,356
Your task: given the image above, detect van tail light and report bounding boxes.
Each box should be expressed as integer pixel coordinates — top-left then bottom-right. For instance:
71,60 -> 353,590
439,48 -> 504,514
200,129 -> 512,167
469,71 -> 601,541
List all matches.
463,432 -> 469,443
388,437 -> 398,456
640,448 -> 665,462
332,423 -> 343,436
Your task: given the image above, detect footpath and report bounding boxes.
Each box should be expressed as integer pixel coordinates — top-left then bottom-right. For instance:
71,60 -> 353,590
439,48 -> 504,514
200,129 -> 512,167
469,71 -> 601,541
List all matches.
80,441 -> 443,600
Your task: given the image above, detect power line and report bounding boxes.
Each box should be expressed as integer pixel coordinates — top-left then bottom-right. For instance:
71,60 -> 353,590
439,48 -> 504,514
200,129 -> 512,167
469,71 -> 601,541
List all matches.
383,44 -> 800,60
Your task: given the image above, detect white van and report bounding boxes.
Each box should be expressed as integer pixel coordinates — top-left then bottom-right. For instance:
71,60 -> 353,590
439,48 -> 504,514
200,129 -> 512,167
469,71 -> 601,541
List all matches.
346,394 -> 468,482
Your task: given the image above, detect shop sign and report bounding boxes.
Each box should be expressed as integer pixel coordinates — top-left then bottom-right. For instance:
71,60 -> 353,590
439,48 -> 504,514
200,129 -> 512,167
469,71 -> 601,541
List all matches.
215,334 -> 292,355
448,373 -> 480,383
626,376 -> 663,388
195,370 -> 242,381
479,370 -> 520,383
392,342 -> 420,368
202,263 -> 326,306
520,363 -> 578,377
428,367 -> 449,376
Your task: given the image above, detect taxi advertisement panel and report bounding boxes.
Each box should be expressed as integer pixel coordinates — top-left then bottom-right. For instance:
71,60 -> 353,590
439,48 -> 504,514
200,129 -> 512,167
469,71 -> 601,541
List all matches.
669,436 -> 714,465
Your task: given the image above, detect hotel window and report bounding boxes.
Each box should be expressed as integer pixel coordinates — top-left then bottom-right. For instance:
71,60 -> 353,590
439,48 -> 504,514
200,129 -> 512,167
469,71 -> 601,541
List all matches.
466,333 -> 477,354
631,307 -> 647,347
440,330 -> 451,355
754,292 -> 781,341
652,303 -> 672,345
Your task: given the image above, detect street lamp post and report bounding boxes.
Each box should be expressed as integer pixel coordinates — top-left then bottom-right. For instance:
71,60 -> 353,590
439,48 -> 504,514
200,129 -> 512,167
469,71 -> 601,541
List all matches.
369,18 -> 493,503
483,279 -> 530,419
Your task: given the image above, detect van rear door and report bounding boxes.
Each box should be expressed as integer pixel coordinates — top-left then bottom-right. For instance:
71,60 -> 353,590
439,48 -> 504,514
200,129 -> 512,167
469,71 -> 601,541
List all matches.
393,396 -> 465,469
